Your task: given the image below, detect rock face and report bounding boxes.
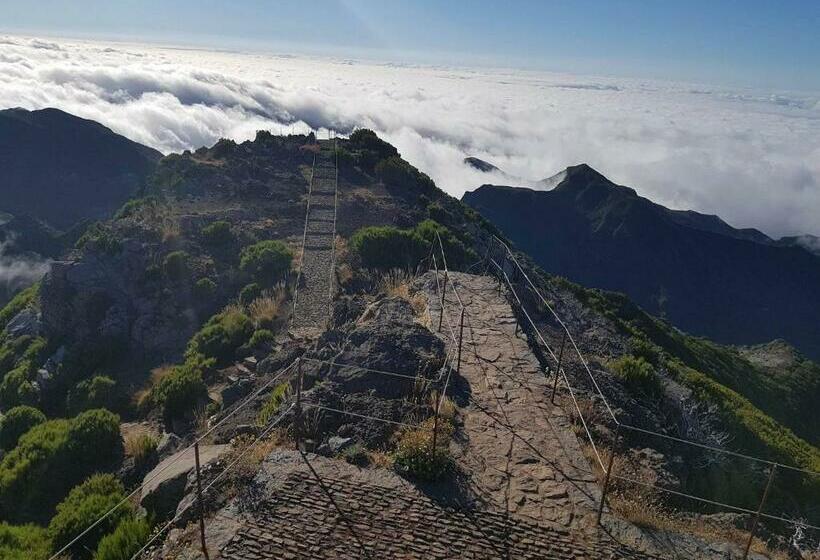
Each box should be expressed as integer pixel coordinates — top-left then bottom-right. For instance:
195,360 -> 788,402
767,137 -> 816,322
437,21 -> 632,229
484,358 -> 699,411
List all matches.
303,296 -> 446,447
140,444 -> 229,519
3,308 -> 41,338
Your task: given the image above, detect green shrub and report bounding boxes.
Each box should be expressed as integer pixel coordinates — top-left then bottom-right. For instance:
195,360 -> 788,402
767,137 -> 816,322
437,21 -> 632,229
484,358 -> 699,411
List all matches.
0,522 -> 50,560
629,336 -> 662,366
48,474 -> 132,559
186,310 -> 253,365
239,240 -> 292,286
75,222 -> 121,255
341,443 -> 369,467
393,419 -> 452,481
0,284 -> 38,332
162,251 -> 190,281
201,220 -> 235,246
0,336 -> 48,409
348,129 -> 398,169
67,376 -> 117,414
350,220 -> 472,271
375,156 -> 436,193
0,409 -> 123,523
114,197 -> 158,220
193,277 -> 217,300
0,405 -> 46,450
350,226 -> 426,270
151,357 -> 210,423
95,516 -> 151,560
239,283 -> 262,305
256,382 -> 290,427
250,329 -> 275,347
610,355 -> 662,396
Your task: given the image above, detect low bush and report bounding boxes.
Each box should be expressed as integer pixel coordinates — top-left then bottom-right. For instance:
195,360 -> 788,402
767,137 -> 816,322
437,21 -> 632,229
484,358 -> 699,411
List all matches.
0,284 -> 38,332
185,310 -> 253,365
375,156 -> 436,194
75,222 -> 122,255
350,220 -> 473,271
66,375 -> 117,414
239,283 -> 262,305
0,409 -> 123,523
0,405 -> 46,450
150,356 -> 210,423
350,226 -> 426,271
393,418 -> 452,481
162,251 -> 190,281
341,443 -> 369,467
0,336 -> 48,409
0,522 -> 50,560
114,197 -> 158,220
193,277 -> 217,300
95,516 -> 152,560
201,220 -> 235,247
239,240 -> 293,287
610,355 -> 662,396
48,474 -> 132,559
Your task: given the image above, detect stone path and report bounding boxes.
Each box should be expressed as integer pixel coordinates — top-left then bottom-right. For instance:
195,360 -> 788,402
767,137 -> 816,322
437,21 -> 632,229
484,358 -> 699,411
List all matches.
292,140 -> 337,335
424,272 -> 604,535
207,451 -> 661,560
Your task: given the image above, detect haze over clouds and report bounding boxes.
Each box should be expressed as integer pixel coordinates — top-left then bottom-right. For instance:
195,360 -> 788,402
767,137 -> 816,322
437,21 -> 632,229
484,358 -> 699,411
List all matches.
1,35 -> 818,238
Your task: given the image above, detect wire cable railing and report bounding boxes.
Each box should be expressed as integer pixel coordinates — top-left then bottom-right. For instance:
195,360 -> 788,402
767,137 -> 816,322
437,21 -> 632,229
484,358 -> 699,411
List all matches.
481,233 -> 820,555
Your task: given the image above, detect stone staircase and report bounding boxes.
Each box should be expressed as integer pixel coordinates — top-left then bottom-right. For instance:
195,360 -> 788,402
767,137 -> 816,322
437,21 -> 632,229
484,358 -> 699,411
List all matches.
292,140 -> 338,335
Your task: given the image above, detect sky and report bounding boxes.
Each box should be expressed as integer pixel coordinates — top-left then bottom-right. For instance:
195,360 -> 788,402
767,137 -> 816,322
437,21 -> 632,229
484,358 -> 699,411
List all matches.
1,0 -> 819,90
0,3 -> 818,240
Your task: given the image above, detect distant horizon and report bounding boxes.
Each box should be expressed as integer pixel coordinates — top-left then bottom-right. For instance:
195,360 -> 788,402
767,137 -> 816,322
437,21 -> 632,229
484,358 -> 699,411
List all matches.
1,32 -> 819,239
1,0 -> 819,90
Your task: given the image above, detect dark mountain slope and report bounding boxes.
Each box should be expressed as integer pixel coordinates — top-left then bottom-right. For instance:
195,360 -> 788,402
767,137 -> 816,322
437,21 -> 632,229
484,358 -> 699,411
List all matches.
0,107 -> 161,230
463,164 -> 820,360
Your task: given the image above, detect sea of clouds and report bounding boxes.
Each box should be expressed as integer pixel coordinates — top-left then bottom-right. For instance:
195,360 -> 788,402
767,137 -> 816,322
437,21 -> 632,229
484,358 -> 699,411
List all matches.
1,34 -> 819,238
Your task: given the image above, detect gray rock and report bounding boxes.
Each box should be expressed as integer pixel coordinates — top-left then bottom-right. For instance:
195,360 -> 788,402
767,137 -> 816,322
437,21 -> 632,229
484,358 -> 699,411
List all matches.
4,308 -> 41,337
220,378 -> 253,408
140,444 -> 228,520
327,436 -> 354,454
156,432 -> 182,459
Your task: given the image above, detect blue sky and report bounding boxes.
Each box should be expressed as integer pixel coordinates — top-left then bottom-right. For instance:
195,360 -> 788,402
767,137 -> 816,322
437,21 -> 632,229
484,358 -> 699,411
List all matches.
1,0 -> 819,90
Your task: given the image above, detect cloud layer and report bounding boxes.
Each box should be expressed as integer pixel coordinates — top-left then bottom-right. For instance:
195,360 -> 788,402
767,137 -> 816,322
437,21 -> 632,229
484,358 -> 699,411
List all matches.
0,236 -> 50,294
1,35 -> 819,237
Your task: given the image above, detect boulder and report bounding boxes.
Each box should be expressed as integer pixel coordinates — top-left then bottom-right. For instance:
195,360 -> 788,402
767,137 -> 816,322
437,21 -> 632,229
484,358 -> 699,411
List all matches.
140,444 -> 228,520
4,308 -> 41,337
220,378 -> 254,408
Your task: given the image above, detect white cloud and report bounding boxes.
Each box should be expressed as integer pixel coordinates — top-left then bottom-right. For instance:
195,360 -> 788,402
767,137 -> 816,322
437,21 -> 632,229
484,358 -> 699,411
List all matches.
1,34 -> 819,237
0,236 -> 50,292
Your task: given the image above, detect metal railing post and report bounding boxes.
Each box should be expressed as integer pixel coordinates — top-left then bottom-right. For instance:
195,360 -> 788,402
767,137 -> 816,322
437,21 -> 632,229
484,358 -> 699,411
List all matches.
743,464 -> 778,559
295,358 -> 303,451
438,272 -> 449,332
596,426 -> 621,525
551,331 -> 567,404
194,442 -> 210,560
457,308 -> 465,374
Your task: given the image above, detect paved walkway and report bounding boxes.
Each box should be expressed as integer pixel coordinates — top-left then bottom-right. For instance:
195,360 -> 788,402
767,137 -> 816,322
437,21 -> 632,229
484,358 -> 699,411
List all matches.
292,140 -> 337,335
425,272 -> 604,535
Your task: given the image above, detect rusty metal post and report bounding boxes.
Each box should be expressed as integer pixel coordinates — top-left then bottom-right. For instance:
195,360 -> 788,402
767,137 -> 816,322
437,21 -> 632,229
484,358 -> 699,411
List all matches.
194,442 -> 210,560
743,464 -> 778,559
430,389 -> 442,454
438,272 -> 449,332
457,308 -> 465,374
596,426 -> 621,525
551,331 -> 567,404
295,358 -> 303,451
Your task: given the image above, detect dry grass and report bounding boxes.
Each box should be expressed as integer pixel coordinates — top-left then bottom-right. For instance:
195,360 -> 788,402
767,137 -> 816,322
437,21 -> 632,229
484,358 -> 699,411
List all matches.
228,429 -> 290,482
584,442 -> 794,560
161,217 -> 181,242
124,433 -> 158,467
378,269 -> 428,317
248,287 -> 287,329
367,450 -> 394,469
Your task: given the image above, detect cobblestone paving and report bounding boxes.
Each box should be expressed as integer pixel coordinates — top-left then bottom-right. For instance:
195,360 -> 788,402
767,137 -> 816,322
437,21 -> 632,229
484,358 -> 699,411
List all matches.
292,140 -> 337,335
425,272 -> 604,534
216,451 -> 662,560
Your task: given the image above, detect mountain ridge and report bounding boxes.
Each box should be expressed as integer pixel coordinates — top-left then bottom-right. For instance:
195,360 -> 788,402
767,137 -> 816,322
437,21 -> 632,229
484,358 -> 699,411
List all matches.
463,164 -> 820,360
